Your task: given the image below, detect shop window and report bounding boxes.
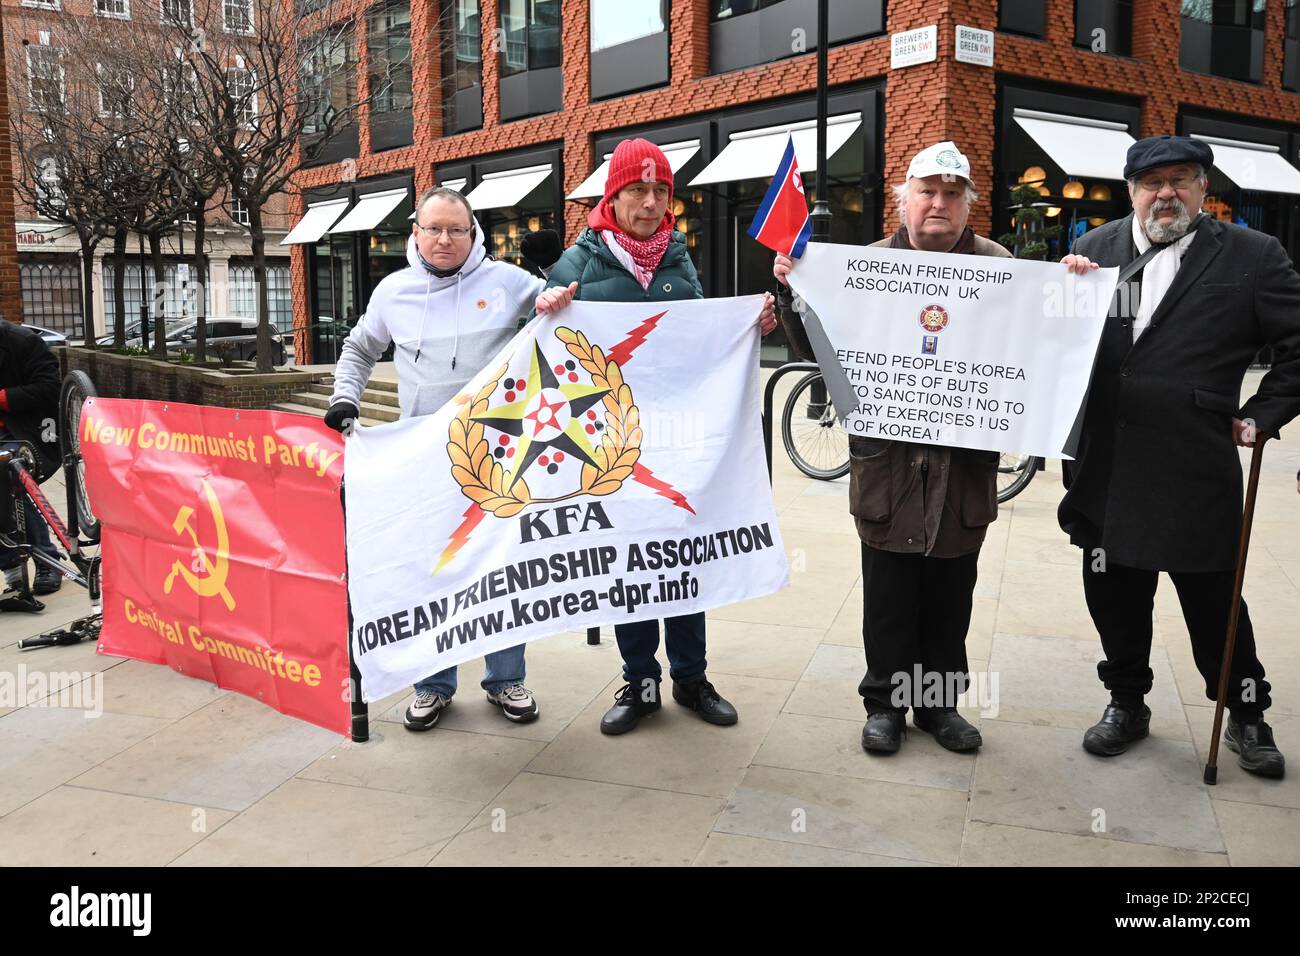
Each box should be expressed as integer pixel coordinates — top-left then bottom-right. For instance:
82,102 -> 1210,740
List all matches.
999,0 -> 1045,37
230,262 -> 293,332
368,0 -> 414,150
710,0 -> 883,74
103,261 -> 211,331
498,0 -> 562,120
19,256 -> 82,337
1285,0 -> 1299,90
590,0 -> 668,99
1180,0 -> 1267,83
1075,0 -> 1132,55
441,0 -> 483,133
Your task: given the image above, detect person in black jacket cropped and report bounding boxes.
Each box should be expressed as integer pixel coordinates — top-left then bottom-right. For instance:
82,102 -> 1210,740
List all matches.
0,319 -> 63,598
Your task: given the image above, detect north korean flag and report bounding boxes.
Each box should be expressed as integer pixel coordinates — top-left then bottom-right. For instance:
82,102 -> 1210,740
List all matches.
747,134 -> 813,258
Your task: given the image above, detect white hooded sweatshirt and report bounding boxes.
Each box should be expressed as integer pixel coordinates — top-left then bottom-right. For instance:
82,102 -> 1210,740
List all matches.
330,218 -> 545,418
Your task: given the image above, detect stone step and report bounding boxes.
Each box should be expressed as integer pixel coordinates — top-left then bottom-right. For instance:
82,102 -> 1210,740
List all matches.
306,382 -> 400,408
270,401 -> 390,429
277,392 -> 400,423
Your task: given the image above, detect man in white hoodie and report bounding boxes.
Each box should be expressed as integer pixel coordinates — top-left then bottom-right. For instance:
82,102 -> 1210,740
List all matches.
326,186 -> 566,731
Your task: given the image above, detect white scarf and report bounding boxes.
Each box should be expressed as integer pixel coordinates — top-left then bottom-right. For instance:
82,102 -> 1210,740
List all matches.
1130,214 -> 1198,343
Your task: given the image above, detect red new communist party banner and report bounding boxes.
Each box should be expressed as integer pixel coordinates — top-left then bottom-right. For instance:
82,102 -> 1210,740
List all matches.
81,399 -> 349,734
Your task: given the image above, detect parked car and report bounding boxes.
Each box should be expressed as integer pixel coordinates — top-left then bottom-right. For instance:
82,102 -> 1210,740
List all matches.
19,324 -> 69,346
96,317 -> 189,348
167,317 -> 288,366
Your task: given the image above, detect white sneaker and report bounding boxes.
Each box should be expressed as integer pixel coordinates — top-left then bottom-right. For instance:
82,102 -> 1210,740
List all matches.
486,683 -> 539,722
404,691 -> 451,731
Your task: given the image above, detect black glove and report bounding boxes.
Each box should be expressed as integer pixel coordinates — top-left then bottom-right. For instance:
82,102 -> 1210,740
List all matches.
324,401 -> 360,433
520,229 -> 563,271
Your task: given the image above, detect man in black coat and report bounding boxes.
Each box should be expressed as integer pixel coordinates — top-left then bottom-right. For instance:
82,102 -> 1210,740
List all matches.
1061,136 -> 1300,778
0,319 -> 63,598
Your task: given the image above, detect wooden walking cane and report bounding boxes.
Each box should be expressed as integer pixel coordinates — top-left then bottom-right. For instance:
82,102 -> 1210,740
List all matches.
1203,432 -> 1271,785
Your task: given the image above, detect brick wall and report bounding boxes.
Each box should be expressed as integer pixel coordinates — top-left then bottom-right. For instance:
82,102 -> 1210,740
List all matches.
0,22 -> 22,324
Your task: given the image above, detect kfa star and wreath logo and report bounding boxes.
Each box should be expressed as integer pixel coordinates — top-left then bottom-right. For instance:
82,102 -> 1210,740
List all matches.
919,303 -> 950,333
437,314 -> 695,572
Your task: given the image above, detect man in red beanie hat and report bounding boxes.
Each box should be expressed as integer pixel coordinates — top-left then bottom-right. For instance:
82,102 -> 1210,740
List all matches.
535,137 -> 777,735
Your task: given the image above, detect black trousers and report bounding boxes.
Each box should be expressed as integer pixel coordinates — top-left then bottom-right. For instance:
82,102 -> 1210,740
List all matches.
858,543 -> 979,714
1081,554 -> 1271,721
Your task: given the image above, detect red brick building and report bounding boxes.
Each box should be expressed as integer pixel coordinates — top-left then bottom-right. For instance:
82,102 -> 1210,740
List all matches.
280,2 -> 1300,362
0,21 -> 22,325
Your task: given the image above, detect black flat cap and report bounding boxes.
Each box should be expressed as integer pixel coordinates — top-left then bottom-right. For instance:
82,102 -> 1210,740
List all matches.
1123,135 -> 1215,180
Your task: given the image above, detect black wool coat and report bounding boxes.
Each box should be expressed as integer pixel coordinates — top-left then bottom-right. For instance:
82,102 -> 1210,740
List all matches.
0,321 -> 61,481
1060,213 -> 1300,572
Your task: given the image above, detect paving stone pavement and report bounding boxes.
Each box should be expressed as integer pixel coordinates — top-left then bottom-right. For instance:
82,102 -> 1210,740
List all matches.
1,372 -> 1296,866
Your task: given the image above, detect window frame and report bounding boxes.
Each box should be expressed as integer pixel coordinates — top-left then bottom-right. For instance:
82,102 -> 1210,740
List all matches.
96,62 -> 136,118
226,66 -> 259,129
223,0 -> 255,35
25,46 -> 66,115
95,0 -> 132,19
160,0 -> 194,28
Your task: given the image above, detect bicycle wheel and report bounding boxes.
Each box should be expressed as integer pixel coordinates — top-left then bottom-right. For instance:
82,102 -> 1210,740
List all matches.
59,370 -> 100,542
781,371 -> 850,481
996,453 -> 1039,503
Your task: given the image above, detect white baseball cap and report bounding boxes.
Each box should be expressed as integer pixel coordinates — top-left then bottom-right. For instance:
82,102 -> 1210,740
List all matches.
906,141 -> 974,187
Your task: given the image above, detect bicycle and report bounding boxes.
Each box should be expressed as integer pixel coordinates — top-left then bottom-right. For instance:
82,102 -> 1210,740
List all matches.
3,370 -> 103,649
781,371 -> 850,480
779,369 -> 1044,501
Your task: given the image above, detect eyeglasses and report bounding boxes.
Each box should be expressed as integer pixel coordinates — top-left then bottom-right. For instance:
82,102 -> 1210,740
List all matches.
415,223 -> 472,239
1133,175 -> 1199,193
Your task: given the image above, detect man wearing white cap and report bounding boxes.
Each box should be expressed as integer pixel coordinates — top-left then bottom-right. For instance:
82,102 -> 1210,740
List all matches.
774,141 -> 1010,755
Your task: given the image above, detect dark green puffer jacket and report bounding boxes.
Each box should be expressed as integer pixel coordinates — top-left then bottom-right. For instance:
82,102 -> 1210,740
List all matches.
545,227 -> 701,302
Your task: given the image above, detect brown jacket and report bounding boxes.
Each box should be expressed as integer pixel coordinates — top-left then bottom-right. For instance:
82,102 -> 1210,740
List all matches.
778,232 -> 1011,557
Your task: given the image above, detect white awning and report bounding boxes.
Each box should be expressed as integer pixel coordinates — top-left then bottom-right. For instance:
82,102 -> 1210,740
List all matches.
688,113 -> 861,187
464,164 -> 553,211
1012,108 -> 1136,181
409,179 -> 469,219
1191,134 -> 1300,196
280,199 -> 349,245
567,140 -> 702,200
328,188 -> 409,234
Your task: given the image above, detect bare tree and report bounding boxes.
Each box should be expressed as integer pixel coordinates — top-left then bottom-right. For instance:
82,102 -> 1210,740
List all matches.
181,0 -> 404,371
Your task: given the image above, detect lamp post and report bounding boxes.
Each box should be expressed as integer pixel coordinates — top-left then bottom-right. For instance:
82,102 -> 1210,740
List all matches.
811,0 -> 831,243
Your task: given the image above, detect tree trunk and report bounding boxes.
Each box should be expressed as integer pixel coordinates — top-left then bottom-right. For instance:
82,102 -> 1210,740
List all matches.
249,206 -> 272,373
77,229 -> 98,350
112,228 -> 128,349
192,205 -> 208,364
148,231 -> 168,359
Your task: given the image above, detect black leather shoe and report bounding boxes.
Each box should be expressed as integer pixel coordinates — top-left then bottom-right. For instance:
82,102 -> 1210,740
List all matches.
600,678 -> 662,735
33,566 -> 63,596
861,710 -> 905,754
1082,702 -> 1151,756
1225,717 -> 1286,779
672,677 -> 738,726
914,708 -> 982,752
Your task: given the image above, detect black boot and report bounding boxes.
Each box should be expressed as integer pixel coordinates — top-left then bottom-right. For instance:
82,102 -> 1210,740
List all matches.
1225,717 -> 1286,779
600,678 -> 662,735
914,708 -> 982,752
672,677 -> 737,726
861,710 -> 905,754
1082,701 -> 1151,756
33,565 -> 63,596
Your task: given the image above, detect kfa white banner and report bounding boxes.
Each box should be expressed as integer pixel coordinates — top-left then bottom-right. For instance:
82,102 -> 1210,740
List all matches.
787,243 -> 1118,458
344,297 -> 789,702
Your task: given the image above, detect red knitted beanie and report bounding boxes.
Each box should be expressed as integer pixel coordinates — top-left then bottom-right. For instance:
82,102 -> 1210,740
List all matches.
603,138 -> 674,202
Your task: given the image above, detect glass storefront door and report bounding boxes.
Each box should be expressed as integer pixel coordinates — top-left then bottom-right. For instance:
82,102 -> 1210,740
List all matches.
311,237 -> 356,364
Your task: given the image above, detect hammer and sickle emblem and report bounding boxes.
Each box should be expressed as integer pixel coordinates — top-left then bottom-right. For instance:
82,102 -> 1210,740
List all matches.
163,478 -> 235,611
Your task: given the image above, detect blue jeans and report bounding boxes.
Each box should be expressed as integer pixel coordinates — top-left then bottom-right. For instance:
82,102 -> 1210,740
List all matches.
614,612 -> 707,685
0,438 -> 59,571
415,644 -> 527,698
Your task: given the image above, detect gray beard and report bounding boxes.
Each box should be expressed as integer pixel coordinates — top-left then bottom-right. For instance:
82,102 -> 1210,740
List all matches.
1143,200 -> 1194,244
